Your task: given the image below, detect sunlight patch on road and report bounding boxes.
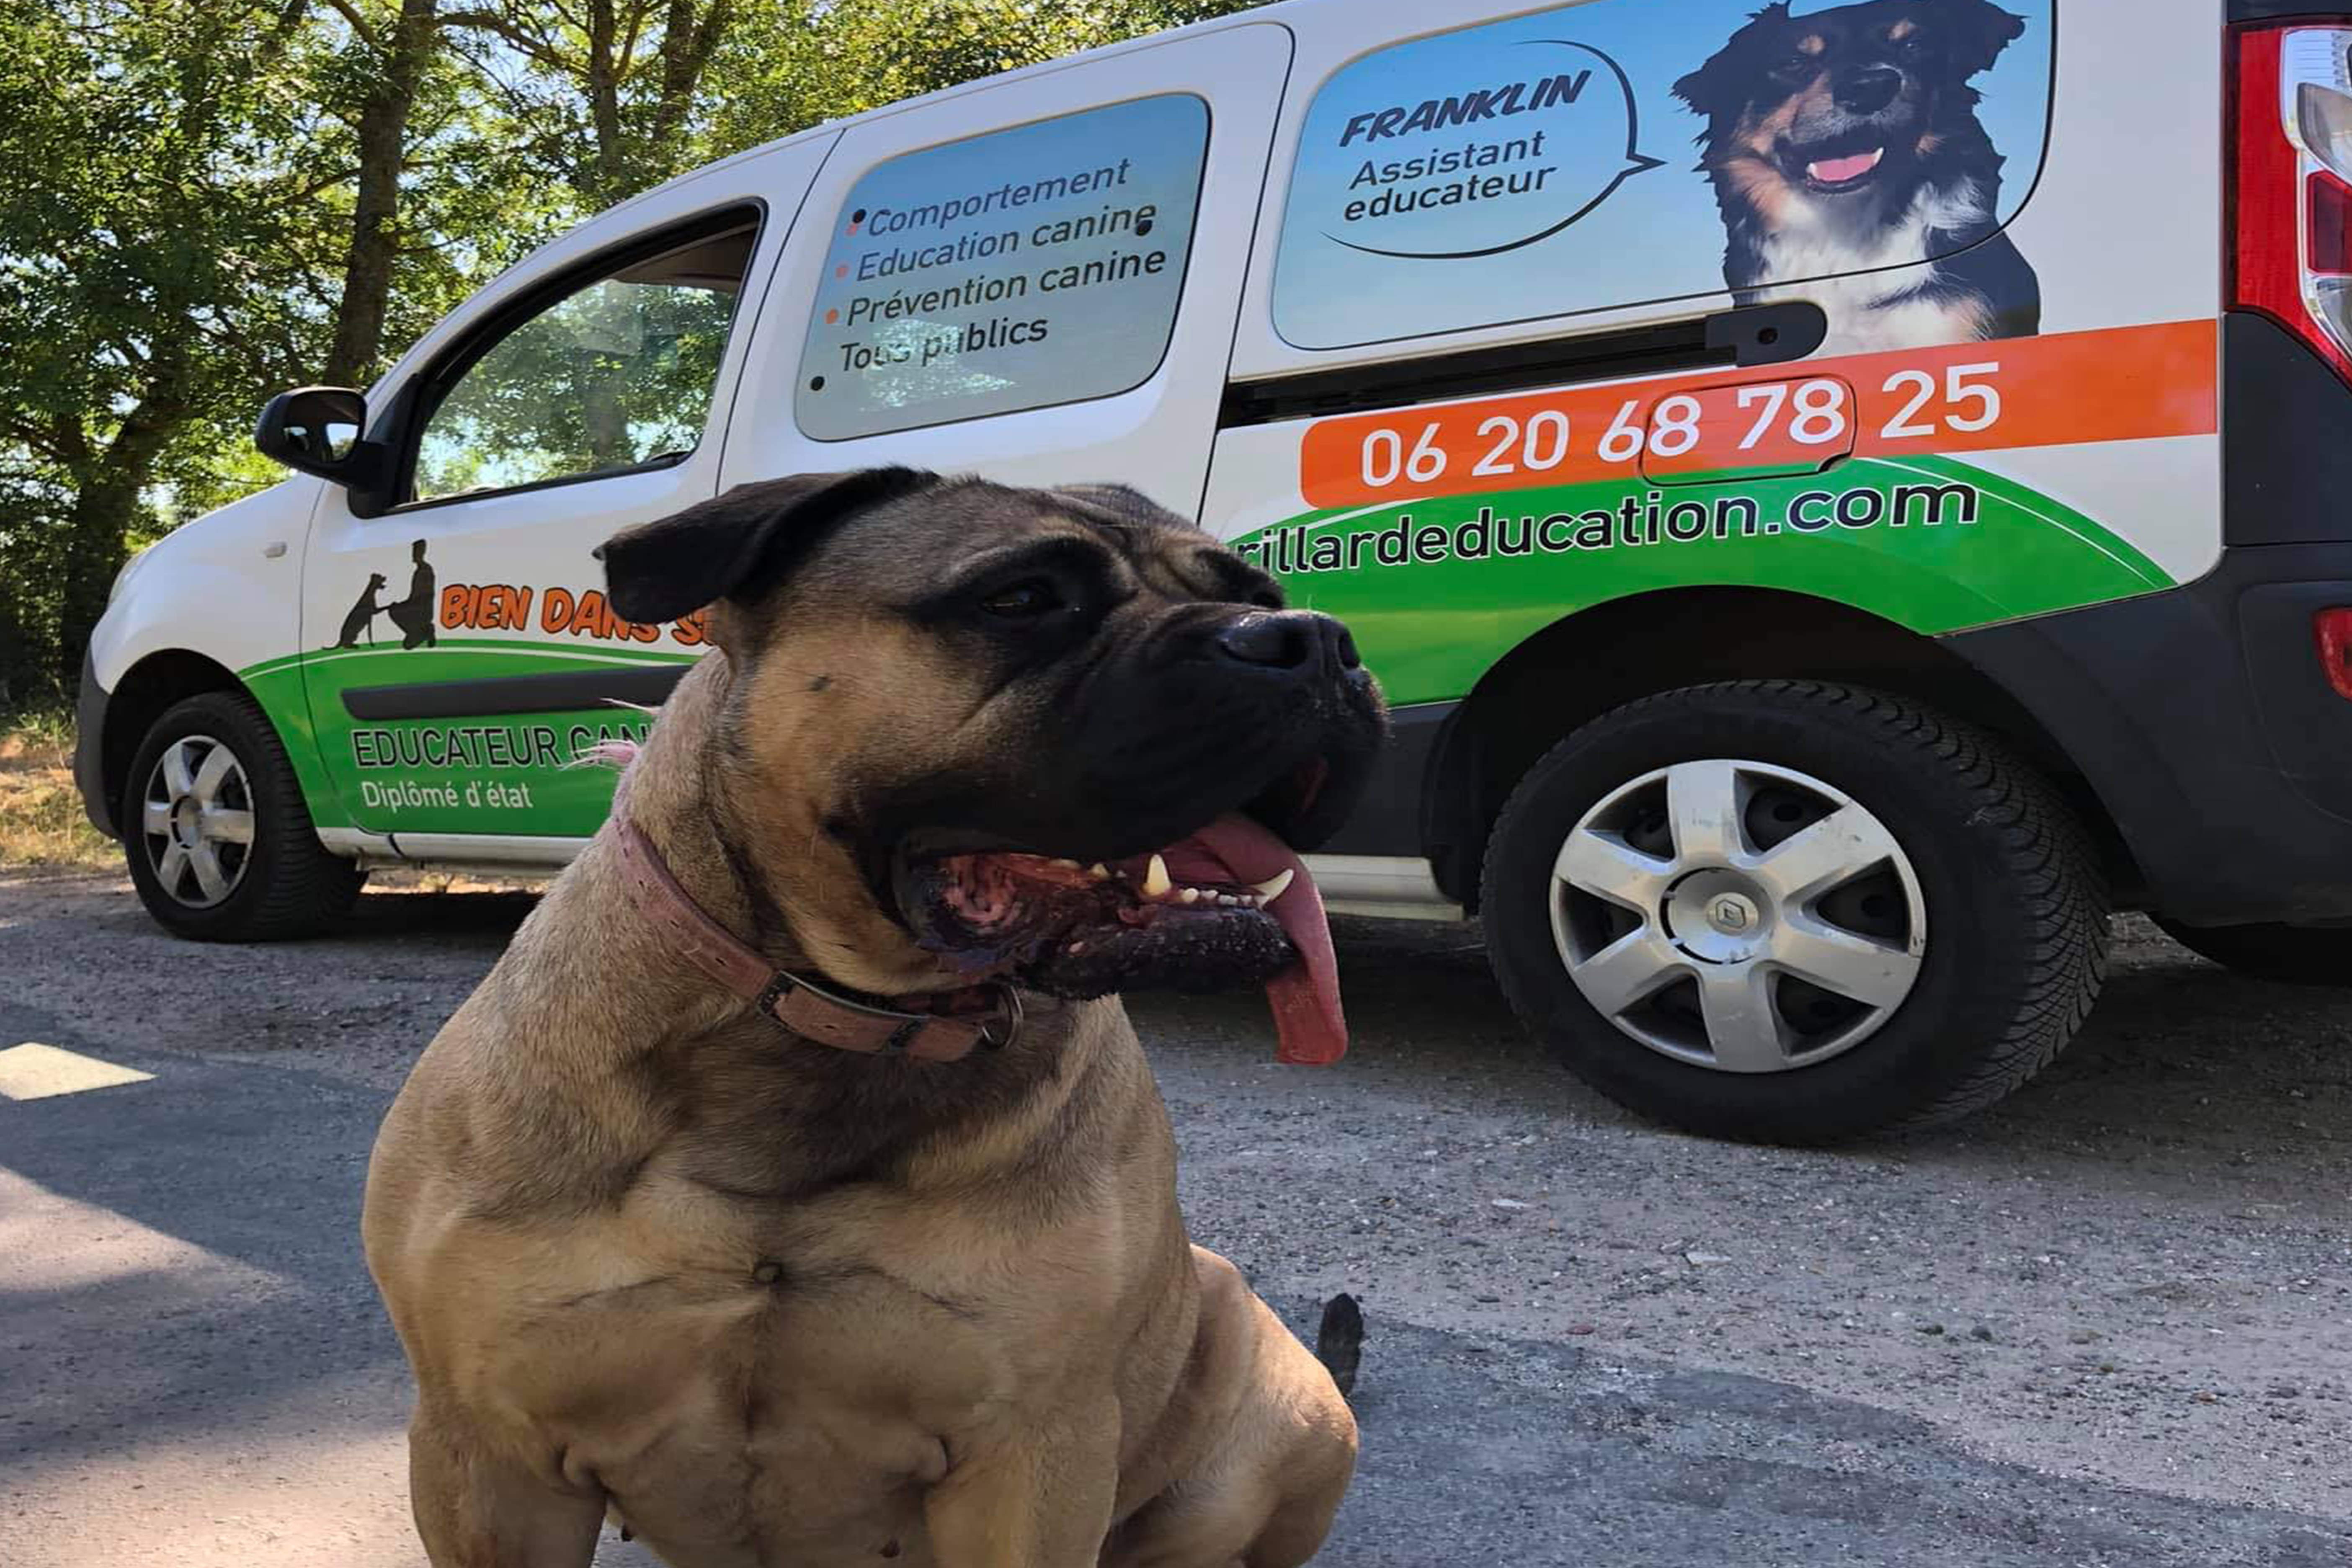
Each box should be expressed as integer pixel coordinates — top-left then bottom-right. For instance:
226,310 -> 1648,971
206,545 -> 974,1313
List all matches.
0,1166 -> 294,1298
0,1041 -> 155,1100
9,1380 -> 418,1568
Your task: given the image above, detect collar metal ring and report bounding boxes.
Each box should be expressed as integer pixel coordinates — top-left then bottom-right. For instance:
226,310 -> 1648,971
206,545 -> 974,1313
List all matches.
980,985 -> 1025,1051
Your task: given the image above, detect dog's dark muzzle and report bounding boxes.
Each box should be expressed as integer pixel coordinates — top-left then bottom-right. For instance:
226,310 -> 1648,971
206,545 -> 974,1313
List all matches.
859,608 -> 1386,910
1213,610 -> 1362,684
1779,63 -> 1926,174
1111,605 -> 1385,848
1834,65 -> 1906,117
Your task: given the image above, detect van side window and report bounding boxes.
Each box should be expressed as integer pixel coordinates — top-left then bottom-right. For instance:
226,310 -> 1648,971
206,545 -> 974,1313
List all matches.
1271,0 -> 2055,351
796,95 -> 1208,441
411,219 -> 758,503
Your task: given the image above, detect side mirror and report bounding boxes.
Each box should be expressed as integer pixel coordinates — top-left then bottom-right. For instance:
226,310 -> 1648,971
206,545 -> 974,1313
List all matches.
255,387 -> 392,503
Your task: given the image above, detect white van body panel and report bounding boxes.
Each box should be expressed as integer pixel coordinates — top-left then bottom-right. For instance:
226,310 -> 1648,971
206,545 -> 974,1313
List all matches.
89,478 -> 323,692
1988,3 -> 2224,585
1231,0 -> 1746,380
726,21 -> 1296,516
1212,0 -> 2223,586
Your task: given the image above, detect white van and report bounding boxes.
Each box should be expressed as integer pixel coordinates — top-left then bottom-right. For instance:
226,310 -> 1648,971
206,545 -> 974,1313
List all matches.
77,0 -> 2352,1140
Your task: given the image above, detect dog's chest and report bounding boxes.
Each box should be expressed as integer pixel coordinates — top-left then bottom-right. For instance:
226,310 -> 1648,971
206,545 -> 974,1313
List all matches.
1754,273 -> 1989,356
1740,182 -> 1994,355
511,1238 -> 991,1566
507,1151 -> 1146,1563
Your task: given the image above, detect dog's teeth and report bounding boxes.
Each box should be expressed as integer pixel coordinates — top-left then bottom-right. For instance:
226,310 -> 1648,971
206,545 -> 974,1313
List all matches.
1142,855 -> 1172,898
1051,858 -> 1079,869
1067,941 -> 1086,954
1177,887 -> 1202,905
1250,868 -> 1296,901
1088,863 -> 1110,881
1217,893 -> 1243,907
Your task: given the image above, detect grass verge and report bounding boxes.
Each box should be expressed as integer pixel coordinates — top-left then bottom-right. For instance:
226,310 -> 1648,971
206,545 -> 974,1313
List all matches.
2,707 -> 543,893
0,709 -> 117,871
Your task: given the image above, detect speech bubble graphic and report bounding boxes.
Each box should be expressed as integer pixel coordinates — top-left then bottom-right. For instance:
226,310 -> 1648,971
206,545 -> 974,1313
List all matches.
1317,39 -> 1665,262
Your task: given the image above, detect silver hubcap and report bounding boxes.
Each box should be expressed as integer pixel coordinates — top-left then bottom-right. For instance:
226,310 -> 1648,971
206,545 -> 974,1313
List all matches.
1548,759 -> 1926,1074
140,735 -> 255,910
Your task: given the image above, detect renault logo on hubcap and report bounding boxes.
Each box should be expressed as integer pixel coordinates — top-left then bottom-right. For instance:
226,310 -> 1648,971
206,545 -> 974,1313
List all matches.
1709,894 -> 1756,934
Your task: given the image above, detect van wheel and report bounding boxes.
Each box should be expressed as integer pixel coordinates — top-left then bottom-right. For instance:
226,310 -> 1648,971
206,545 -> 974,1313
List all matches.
2151,918 -> 2352,986
1481,681 -> 2109,1143
123,690 -> 364,941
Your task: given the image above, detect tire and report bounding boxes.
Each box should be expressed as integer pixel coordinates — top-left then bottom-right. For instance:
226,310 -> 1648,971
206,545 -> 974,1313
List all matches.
2152,918 -> 2352,986
121,689 -> 364,941
1480,681 -> 2109,1143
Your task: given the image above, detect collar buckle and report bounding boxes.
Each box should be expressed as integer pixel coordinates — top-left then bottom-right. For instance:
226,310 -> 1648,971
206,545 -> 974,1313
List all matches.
977,984 -> 1024,1051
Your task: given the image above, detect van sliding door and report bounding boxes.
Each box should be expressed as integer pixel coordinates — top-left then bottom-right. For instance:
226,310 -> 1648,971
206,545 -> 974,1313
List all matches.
722,23 -> 1294,520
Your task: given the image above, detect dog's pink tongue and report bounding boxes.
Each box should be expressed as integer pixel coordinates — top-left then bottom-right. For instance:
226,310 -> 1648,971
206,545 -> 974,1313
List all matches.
1186,813 -> 1348,1065
1810,149 -> 1882,183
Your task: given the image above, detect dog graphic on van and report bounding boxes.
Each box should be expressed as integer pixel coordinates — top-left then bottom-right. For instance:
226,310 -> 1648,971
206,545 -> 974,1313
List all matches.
335,573 -> 389,649
1673,0 -> 2040,355
330,542 -> 438,650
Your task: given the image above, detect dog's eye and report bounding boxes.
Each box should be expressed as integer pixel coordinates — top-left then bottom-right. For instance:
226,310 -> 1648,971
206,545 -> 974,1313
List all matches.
979,579 -> 1062,618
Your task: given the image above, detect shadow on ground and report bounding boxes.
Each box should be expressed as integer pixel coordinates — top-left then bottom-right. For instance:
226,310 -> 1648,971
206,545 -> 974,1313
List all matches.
4,881 -> 2347,1565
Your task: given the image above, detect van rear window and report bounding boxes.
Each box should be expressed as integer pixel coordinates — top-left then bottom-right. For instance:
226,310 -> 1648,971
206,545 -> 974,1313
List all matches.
796,95 -> 1209,440
1272,0 -> 2055,351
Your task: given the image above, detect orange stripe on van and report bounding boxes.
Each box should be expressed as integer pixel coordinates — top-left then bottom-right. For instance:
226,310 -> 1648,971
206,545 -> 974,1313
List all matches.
1295,319 -> 2219,511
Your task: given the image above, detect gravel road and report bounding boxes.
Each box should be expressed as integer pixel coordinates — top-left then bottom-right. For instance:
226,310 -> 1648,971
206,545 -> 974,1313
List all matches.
3,866 -> 2347,1565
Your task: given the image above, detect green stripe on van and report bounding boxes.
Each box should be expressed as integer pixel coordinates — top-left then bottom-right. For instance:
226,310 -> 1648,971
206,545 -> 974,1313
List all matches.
238,636 -> 698,682
1235,457 -> 2174,708
240,640 -> 691,836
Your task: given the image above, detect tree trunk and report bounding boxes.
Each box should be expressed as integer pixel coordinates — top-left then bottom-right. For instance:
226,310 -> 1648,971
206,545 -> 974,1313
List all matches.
585,0 -> 629,204
649,0 -> 730,149
56,477 -> 139,685
323,0 -> 444,387
52,375 -> 187,689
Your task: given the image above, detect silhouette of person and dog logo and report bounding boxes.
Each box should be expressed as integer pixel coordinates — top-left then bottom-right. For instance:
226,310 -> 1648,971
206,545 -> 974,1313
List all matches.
335,540 -> 438,650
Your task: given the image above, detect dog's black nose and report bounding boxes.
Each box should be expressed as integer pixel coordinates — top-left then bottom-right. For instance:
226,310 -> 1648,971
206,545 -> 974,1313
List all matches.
1835,66 -> 1903,115
1217,611 -> 1360,673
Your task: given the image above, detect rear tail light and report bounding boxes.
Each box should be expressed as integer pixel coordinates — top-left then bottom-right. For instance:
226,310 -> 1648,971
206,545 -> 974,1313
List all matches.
2318,608 -> 2352,701
2233,24 -> 2352,382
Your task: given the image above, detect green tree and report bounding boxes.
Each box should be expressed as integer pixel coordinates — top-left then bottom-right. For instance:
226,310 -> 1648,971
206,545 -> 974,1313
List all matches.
319,0 -> 449,387
311,0 -> 571,388
0,0 -> 552,699
442,0 -> 739,207
0,0 -> 333,696
706,0 -> 1264,156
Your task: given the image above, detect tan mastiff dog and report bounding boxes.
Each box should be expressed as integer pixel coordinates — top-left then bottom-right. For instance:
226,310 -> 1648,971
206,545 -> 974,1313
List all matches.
363,469 -> 1387,1568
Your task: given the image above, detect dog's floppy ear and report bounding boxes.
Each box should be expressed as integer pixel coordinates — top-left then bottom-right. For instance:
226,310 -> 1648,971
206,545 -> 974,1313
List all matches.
1671,44 -> 1735,117
597,467 -> 939,624
1936,0 -> 2029,79
1673,3 -> 1790,116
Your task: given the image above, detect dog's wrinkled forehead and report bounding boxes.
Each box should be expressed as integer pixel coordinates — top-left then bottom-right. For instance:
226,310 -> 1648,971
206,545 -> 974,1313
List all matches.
596,468 -> 1276,636
790,477 -> 1277,613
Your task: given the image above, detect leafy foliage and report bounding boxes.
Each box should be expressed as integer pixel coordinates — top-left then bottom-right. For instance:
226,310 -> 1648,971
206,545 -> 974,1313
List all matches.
707,0 -> 1264,157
